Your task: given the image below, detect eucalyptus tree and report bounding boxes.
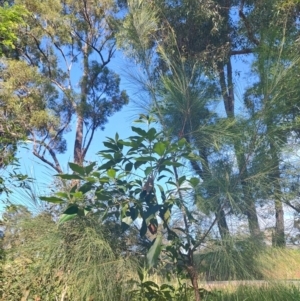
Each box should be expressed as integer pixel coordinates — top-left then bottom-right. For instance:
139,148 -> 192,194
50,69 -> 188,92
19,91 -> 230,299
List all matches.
0,0 -> 128,172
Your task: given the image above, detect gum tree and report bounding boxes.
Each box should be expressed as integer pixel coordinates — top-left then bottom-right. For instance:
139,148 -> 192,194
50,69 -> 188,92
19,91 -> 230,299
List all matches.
0,0 -> 128,172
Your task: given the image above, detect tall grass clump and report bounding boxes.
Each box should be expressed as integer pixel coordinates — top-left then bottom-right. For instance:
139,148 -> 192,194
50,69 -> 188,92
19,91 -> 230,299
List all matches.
195,235 -> 264,281
1,212 -> 137,301
256,248 -> 300,280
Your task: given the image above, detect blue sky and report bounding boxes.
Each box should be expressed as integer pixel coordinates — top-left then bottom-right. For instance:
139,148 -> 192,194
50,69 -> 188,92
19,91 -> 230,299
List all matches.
0,45 -> 256,211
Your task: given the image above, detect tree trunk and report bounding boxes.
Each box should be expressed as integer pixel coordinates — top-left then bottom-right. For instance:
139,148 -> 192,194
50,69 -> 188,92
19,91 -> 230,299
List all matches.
219,61 -> 261,237
74,43 -> 88,166
269,140 -> 285,247
216,205 -> 230,239
186,264 -> 201,301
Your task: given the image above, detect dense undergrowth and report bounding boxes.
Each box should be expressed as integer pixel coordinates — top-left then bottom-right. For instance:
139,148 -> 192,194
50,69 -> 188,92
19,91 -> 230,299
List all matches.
2,209 -> 300,300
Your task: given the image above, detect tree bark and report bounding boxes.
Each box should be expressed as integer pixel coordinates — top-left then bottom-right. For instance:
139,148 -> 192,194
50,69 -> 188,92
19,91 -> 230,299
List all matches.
216,205 -> 230,240
269,140 -> 285,247
186,264 -> 201,301
219,60 -> 261,237
74,42 -> 88,166
190,149 -> 231,240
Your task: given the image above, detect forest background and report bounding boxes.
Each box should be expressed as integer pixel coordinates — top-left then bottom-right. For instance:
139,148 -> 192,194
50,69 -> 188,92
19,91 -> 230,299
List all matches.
2,0 -> 300,301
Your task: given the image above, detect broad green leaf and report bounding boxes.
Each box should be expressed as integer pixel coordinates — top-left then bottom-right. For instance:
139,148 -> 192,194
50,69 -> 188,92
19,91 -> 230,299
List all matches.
144,166 -> 153,176
79,182 -> 93,194
132,126 -> 147,136
71,191 -> 83,198
161,208 -> 171,224
55,192 -> 69,198
40,196 -> 65,204
107,169 -> 116,178
103,141 -> 119,151
118,139 -> 133,147
121,216 -> 133,232
163,160 -> 183,167
147,128 -> 157,141
98,161 -> 113,170
64,204 -> 79,215
59,174 -> 83,180
157,175 -> 166,181
125,162 -> 133,172
140,220 -> 147,237
143,204 -> 160,222
147,234 -> 162,268
153,141 -> 166,156
69,162 -> 85,176
178,138 -> 187,147
134,160 -> 146,169
135,156 -> 156,162
84,162 -> 96,175
130,207 -> 138,220
189,177 -> 200,188
178,175 -> 186,186
59,214 -> 77,224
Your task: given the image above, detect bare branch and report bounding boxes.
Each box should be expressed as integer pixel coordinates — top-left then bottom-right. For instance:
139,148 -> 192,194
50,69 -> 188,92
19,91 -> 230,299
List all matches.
230,48 -> 254,55
82,125 -> 96,160
239,1 -> 260,46
30,137 -> 62,173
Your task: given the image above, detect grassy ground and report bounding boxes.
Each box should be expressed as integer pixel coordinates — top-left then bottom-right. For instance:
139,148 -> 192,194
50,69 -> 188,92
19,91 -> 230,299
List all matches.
204,284 -> 300,301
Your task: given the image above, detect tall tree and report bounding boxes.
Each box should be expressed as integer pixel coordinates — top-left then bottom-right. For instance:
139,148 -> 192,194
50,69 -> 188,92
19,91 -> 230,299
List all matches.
116,0 -> 300,246
0,0 -> 128,172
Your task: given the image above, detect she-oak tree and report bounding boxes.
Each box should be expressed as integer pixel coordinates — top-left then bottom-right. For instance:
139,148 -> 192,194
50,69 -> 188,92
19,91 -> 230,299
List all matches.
0,0 -> 128,172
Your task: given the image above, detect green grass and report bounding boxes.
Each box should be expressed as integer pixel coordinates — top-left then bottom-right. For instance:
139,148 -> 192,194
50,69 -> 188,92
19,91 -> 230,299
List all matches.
205,284 -> 300,301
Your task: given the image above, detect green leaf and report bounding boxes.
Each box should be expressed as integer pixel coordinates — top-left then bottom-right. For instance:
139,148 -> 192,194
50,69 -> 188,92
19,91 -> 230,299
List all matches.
153,141 -> 166,156
140,220 -> 147,237
84,162 -> 96,175
144,166 -> 153,176
59,174 -> 83,180
135,156 -> 156,162
118,139 -> 133,147
103,141 -> 119,151
107,169 -> 116,178
125,162 -> 133,172
98,161 -> 113,170
59,214 -> 77,224
40,196 -> 65,204
178,138 -> 187,147
163,160 -> 183,167
55,192 -> 69,198
79,182 -> 94,194
144,204 -> 160,224
164,209 -> 171,224
147,234 -> 162,268
134,160 -> 146,169
132,126 -> 147,136
178,176 -> 186,187
189,177 -> 200,188
121,216 -> 133,232
69,162 -> 85,176
64,204 -> 79,215
71,191 -> 83,198
147,128 -> 157,141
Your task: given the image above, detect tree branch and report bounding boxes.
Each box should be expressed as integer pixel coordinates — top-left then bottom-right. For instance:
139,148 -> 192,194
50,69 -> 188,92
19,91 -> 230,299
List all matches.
230,48 -> 254,55
30,138 -> 62,173
82,125 -> 96,161
239,1 -> 260,46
